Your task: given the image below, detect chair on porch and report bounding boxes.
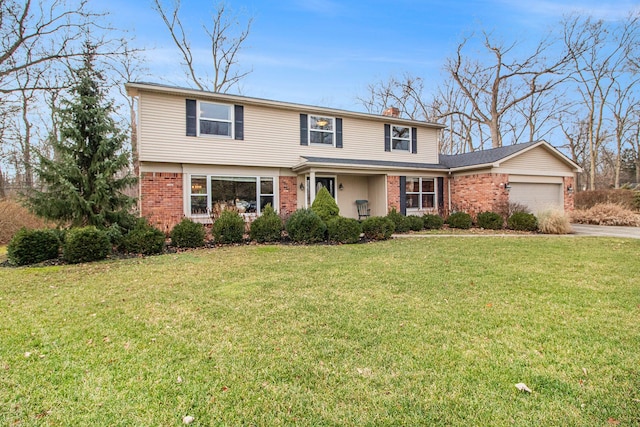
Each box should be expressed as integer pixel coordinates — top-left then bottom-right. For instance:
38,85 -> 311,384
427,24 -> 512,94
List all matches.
356,200 -> 371,220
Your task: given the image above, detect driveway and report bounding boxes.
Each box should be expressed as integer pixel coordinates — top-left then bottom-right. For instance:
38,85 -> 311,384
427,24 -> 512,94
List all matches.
570,224 -> 640,239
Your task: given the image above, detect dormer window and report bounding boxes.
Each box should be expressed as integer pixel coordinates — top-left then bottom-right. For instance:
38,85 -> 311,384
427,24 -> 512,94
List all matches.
310,115 -> 335,145
392,126 -> 411,151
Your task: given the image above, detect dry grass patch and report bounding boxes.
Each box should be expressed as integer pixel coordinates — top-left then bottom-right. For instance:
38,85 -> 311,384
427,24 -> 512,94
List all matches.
537,210 -> 572,234
0,199 -> 51,244
571,203 -> 640,226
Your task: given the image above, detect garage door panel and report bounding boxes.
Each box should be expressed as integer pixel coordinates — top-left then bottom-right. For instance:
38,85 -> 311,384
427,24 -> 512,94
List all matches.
509,183 -> 563,213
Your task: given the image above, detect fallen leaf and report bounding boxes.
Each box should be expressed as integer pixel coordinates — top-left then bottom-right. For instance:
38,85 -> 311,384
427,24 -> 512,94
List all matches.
182,415 -> 194,424
582,367 -> 588,376
515,383 -> 532,393
103,336 -> 111,343
221,386 -> 229,392
177,376 -> 183,384
608,418 -> 620,425
24,352 -> 31,358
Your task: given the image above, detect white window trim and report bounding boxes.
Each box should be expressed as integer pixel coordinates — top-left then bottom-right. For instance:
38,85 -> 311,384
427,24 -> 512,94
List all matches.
198,100 -> 234,138
391,125 -> 411,152
309,115 -> 336,147
406,177 -> 437,211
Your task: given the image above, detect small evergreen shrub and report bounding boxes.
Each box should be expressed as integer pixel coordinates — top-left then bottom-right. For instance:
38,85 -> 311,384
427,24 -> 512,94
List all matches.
121,219 -> 166,254
406,215 -> 424,231
212,210 -> 245,244
285,209 -> 327,243
105,223 -> 125,247
7,228 -> 60,266
476,211 -> 503,230
387,208 -> 410,233
171,218 -> 206,248
447,212 -> 472,229
361,216 -> 395,240
423,214 -> 444,230
249,204 -> 283,243
63,227 -> 111,264
507,212 -> 538,231
537,210 -> 572,234
327,216 -> 362,244
311,187 -> 340,222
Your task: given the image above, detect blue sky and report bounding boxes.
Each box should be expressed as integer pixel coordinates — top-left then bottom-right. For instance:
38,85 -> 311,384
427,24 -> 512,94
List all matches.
108,0 -> 640,112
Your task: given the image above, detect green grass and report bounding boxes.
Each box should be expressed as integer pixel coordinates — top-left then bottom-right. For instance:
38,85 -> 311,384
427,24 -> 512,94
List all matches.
1,238 -> 639,426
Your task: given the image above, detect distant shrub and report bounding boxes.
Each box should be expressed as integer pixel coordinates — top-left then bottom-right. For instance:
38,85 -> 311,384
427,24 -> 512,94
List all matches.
361,216 -> 395,240
447,212 -> 472,229
327,216 -> 362,244
249,204 -> 283,243
634,191 -> 640,211
212,210 -> 245,244
387,207 -> 410,233
423,214 -> 444,230
507,212 -> 538,231
171,218 -> 206,248
537,210 -> 573,234
0,199 -> 50,245
63,227 -> 111,264
7,228 -> 60,266
494,200 -> 530,219
570,203 -> 640,226
406,215 -> 424,231
476,211 -> 503,230
121,219 -> 166,255
285,209 -> 326,243
574,189 -> 637,210
311,187 -> 340,222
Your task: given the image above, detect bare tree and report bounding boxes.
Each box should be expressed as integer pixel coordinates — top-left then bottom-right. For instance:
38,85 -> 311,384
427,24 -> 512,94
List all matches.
153,0 -> 252,93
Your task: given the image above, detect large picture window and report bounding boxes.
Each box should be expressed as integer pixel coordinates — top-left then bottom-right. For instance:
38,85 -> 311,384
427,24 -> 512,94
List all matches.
392,126 -> 411,151
309,115 -> 335,145
199,101 -> 232,137
405,177 -> 436,210
189,175 -> 275,215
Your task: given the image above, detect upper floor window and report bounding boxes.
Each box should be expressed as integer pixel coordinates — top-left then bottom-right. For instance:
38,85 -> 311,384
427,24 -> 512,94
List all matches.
392,126 -> 411,151
200,102 -> 232,137
310,116 -> 335,145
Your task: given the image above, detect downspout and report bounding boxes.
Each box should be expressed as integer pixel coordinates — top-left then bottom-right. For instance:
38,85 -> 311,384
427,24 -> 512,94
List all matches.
447,171 -> 452,214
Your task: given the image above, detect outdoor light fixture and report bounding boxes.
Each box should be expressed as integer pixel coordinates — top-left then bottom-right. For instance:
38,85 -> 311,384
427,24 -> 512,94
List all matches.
504,182 -> 511,190
339,183 -> 344,190
299,183 -> 305,191
567,184 -> 574,193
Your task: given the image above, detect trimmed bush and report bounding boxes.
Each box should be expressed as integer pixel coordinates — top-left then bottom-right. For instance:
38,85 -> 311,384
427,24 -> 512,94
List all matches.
105,223 -> 125,247
447,212 -> 472,229
423,214 -> 444,230
63,227 -> 111,264
406,215 -> 424,231
311,187 -> 340,222
387,208 -> 410,233
212,210 -> 245,244
249,204 -> 283,243
327,216 -> 362,244
476,211 -> 503,230
507,212 -> 538,231
171,218 -> 206,248
7,228 -> 60,266
537,210 -> 572,234
361,216 -> 395,240
285,209 -> 327,243
121,219 -> 166,255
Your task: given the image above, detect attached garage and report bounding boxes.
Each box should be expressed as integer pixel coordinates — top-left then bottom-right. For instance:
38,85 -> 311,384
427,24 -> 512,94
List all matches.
509,182 -> 563,213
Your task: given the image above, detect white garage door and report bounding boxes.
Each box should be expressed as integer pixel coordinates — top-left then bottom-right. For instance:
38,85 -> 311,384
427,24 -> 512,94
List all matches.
509,183 -> 563,213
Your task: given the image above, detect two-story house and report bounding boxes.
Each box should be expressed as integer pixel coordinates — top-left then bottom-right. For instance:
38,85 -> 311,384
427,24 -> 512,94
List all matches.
125,82 -> 580,231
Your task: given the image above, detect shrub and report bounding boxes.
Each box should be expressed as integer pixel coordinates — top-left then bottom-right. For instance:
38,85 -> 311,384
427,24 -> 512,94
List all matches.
537,210 -> 573,234
171,218 -> 206,248
212,210 -> 245,244
327,216 -> 362,244
423,214 -> 444,230
570,203 -> 640,226
121,219 -> 166,255
406,215 -> 424,231
634,191 -> 640,211
494,200 -> 530,219
507,212 -> 538,231
361,216 -> 395,240
387,208 -> 410,233
63,227 -> 111,264
476,211 -> 503,230
249,204 -> 283,243
310,187 -> 340,222
285,209 -> 327,243
0,199 -> 50,245
574,189 -> 637,210
447,212 -> 472,229
105,223 -> 125,247
7,228 -> 60,266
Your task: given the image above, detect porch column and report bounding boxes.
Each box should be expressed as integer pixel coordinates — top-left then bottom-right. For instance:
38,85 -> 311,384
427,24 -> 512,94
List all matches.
309,171 -> 316,204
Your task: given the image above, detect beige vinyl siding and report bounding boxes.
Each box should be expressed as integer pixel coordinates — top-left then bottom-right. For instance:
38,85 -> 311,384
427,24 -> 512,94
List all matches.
137,91 -> 440,167
498,146 -> 574,176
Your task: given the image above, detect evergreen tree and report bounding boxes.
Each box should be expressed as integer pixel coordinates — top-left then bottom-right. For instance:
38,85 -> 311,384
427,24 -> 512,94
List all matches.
28,46 -> 136,228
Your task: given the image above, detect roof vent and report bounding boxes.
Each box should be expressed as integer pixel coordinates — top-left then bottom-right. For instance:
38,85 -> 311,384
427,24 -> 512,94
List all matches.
382,107 -> 400,118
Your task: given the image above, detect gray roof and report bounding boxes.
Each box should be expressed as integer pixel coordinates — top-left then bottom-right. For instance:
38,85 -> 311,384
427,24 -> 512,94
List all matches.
300,156 -> 448,170
439,141 -> 541,168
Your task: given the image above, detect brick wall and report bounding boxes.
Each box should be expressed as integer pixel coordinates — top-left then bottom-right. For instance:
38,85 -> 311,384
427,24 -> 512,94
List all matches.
563,176 -> 575,211
140,172 -> 184,233
279,176 -> 297,217
449,173 -> 510,218
387,176 -> 400,213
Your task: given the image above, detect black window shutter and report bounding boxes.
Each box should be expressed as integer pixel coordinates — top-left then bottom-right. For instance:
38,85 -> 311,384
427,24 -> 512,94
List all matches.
437,177 -> 444,216
300,114 -> 308,146
234,105 -> 244,140
186,99 -> 197,136
336,118 -> 343,148
399,176 -> 407,215
411,127 -> 417,154
384,124 -> 391,152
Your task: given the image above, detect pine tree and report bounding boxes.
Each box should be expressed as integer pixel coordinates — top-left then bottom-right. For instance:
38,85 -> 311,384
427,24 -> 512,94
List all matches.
28,46 -> 137,228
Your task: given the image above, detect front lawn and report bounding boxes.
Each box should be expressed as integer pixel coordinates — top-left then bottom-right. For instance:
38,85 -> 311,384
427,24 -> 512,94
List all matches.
1,237 -> 639,425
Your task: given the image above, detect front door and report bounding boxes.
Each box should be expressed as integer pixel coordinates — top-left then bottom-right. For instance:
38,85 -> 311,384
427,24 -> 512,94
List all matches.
306,176 -> 336,206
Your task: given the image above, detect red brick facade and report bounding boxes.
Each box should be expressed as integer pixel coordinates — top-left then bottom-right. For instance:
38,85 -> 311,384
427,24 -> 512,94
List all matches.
563,176 -> 575,212
387,176 -> 401,213
140,172 -> 184,233
279,176 -> 298,217
449,173 -> 510,218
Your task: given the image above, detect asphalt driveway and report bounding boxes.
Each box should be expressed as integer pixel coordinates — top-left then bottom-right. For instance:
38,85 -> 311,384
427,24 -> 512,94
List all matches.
570,224 -> 640,239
